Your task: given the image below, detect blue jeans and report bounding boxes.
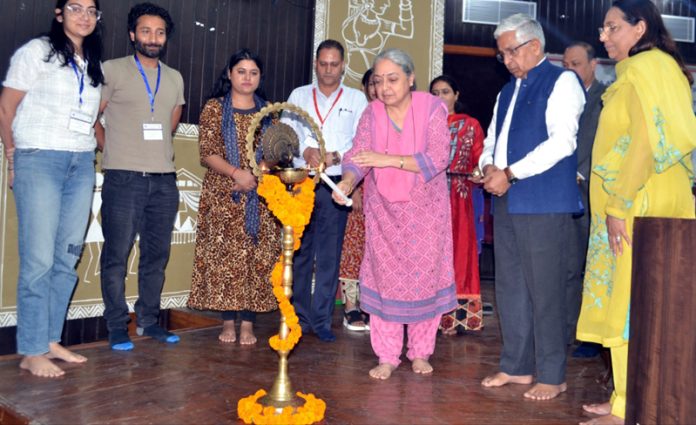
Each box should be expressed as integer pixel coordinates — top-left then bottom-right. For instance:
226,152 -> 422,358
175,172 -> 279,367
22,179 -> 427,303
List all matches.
99,170 -> 178,332
13,149 -> 95,356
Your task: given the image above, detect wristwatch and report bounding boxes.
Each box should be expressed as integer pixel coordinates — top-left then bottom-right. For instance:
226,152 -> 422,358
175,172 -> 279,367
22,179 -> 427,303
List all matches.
503,167 -> 518,184
332,152 -> 341,166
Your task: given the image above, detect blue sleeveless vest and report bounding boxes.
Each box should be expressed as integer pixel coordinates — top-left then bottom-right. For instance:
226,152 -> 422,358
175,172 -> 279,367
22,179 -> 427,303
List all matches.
495,59 -> 582,214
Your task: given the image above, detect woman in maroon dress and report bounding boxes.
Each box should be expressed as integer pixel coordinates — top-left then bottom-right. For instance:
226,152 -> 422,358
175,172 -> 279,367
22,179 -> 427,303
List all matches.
430,75 -> 484,334
339,69 -> 376,331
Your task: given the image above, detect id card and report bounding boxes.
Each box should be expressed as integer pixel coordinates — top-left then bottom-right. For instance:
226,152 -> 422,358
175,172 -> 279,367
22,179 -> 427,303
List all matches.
143,122 -> 164,141
68,110 -> 93,135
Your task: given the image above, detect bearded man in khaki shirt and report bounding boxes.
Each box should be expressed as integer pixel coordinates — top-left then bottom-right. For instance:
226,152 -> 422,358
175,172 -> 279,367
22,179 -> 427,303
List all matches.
95,2 -> 185,351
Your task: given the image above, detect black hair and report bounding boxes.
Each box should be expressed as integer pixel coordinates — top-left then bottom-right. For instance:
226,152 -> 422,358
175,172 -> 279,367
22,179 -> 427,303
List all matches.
612,0 -> 693,85
566,41 -> 596,61
316,39 -> 344,60
209,48 -> 266,100
47,0 -> 104,87
361,68 -> 374,100
361,68 -> 373,87
128,2 -> 175,37
429,75 -> 468,114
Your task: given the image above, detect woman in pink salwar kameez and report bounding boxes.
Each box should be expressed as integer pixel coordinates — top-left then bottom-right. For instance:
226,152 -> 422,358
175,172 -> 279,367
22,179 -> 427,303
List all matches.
334,48 -> 456,380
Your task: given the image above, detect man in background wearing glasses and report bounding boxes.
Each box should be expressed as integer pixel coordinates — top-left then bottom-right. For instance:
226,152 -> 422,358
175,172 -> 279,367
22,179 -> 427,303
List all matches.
562,41 -> 607,360
476,13 -> 586,401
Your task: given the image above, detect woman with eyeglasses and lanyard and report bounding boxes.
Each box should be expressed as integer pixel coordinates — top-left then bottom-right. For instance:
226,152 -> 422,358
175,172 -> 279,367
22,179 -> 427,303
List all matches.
576,1 -> 696,423
0,0 -> 104,378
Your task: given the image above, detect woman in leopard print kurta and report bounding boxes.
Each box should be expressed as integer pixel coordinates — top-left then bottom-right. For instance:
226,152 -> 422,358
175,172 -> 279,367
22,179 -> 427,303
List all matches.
187,49 -> 281,344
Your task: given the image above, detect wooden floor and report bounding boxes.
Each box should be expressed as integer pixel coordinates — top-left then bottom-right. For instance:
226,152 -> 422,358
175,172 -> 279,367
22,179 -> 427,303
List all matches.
0,282 -> 610,425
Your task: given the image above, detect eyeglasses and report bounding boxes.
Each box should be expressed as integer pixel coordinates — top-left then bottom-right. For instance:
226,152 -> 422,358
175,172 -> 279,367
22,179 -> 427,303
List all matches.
496,39 -> 533,63
64,4 -> 102,21
598,24 -> 621,36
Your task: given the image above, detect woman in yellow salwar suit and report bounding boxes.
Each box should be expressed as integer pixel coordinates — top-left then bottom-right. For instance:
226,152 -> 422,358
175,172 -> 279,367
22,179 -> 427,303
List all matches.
577,1 -> 696,424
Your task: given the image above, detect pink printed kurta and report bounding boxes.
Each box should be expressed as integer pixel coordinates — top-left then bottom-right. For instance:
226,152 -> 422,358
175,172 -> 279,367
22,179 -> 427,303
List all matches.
342,95 -> 456,324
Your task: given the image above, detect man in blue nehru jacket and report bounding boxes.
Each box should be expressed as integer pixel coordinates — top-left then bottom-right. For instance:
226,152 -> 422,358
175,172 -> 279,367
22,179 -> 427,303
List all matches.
478,14 -> 585,401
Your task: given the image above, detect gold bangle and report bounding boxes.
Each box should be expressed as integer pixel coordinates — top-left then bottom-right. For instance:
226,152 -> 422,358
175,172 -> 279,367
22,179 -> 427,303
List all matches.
399,156 -> 404,169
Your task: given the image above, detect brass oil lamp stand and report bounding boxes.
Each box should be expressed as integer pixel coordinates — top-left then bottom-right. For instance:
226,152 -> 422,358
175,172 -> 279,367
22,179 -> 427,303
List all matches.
244,102 -> 327,414
259,223 -> 299,409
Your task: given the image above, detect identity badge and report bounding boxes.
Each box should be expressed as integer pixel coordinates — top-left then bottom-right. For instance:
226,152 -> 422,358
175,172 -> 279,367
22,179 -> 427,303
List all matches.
142,122 -> 164,141
68,110 -> 93,135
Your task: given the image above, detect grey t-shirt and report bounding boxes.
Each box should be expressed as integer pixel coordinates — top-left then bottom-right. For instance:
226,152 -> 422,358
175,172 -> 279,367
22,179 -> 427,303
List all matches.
101,55 -> 185,172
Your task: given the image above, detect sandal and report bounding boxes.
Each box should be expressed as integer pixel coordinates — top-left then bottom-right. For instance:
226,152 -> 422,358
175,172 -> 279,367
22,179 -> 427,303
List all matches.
343,309 -> 367,331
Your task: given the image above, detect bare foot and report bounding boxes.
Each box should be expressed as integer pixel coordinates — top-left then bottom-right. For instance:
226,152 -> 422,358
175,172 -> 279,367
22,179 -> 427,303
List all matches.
579,414 -> 624,425
239,321 -> 257,345
369,363 -> 397,380
352,319 -> 367,328
411,358 -> 433,374
583,402 -> 612,415
218,320 -> 236,343
523,382 -> 567,400
45,342 -> 87,363
481,371 -> 533,387
442,327 -> 457,336
19,355 -> 65,378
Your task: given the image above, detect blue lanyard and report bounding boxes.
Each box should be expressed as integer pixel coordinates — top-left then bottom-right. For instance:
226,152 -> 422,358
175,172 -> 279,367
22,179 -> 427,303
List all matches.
70,60 -> 85,107
134,55 -> 161,115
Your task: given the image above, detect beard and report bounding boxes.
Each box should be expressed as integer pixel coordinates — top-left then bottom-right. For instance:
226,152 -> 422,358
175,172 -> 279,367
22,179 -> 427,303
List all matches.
134,40 -> 166,59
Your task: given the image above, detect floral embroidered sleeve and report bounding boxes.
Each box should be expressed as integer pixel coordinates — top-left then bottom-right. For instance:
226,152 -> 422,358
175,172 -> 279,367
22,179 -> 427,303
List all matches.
470,117 -> 484,171
605,84 -> 655,219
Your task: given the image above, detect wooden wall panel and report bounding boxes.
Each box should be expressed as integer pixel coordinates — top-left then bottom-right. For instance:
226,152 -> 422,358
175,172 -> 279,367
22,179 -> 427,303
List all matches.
0,0 -> 315,125
443,54 -> 509,132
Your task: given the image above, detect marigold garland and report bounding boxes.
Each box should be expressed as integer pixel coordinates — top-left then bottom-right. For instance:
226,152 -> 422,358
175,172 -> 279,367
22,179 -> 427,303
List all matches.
237,389 -> 327,425
257,175 -> 315,249
259,174 -> 314,352
238,174 -> 325,424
